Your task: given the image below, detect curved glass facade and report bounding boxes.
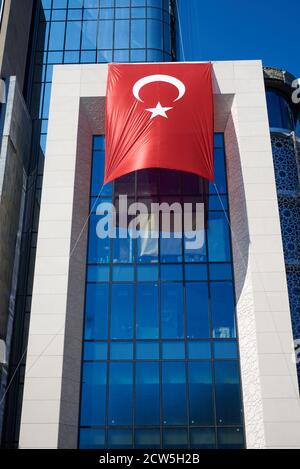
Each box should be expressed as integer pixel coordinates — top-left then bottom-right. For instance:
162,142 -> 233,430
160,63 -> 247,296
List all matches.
78,135 -> 245,449
33,0 -> 173,153
266,89 -> 295,131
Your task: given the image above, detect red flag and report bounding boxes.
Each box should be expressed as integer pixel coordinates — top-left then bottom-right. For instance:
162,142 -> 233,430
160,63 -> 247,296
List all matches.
104,62 -> 214,184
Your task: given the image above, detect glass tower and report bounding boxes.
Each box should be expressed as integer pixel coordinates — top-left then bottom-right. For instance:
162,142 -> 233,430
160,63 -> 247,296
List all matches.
2,0 -> 245,448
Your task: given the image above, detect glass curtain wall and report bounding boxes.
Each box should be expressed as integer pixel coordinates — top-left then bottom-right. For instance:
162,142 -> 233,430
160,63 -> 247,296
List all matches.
79,134 -> 245,449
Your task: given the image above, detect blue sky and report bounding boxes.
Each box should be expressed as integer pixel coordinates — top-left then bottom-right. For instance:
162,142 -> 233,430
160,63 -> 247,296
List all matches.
176,0 -> 300,78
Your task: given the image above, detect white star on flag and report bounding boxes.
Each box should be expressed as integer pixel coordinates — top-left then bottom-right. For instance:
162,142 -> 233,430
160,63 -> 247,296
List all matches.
145,102 -> 173,119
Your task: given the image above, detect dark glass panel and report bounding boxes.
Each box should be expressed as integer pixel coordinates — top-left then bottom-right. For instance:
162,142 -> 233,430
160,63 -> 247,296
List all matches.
136,283 -> 159,339
186,282 -> 210,338
162,362 -> 187,425
135,362 -> 160,425
108,362 -> 133,425
163,428 -> 188,449
84,284 -> 109,340
110,342 -> 133,360
214,340 -> 238,359
161,283 -> 184,339
188,341 -> 211,359
107,429 -> 133,449
136,341 -> 159,360
83,342 -> 107,360
190,428 -> 216,449
214,361 -> 243,425
188,361 -> 214,425
80,362 -> 106,426
207,211 -> 231,262
217,427 -> 244,449
111,284 -> 134,339
135,429 -> 160,449
79,428 -> 105,449
162,341 -> 185,359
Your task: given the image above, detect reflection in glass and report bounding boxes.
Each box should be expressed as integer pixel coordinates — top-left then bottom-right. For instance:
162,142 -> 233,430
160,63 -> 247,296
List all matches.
188,362 -> 214,425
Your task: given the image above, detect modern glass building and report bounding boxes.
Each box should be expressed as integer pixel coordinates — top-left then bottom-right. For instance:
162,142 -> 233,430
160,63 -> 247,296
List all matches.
0,0 -> 299,450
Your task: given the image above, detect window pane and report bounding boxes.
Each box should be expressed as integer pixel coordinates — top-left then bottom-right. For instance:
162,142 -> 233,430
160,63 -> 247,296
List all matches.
65,21 -> 82,50
131,19 -> 146,48
136,283 -> 159,339
211,282 -> 236,338
49,22 -> 65,50
188,341 -> 211,359
186,283 -> 210,338
79,428 -> 105,449
161,283 -> 184,339
82,20 -> 97,49
98,20 -> 113,49
110,284 -> 134,339
88,215 -> 110,264
163,428 -> 188,449
108,362 -> 133,425
207,212 -> 231,262
162,362 -> 187,425
110,342 -> 133,360
214,340 -> 238,359
135,362 -> 160,425
135,429 -> 160,449
214,361 -> 243,425
84,284 -> 109,340
161,264 -> 183,281
136,342 -> 159,360
162,341 -> 185,359
108,429 -> 133,449
83,342 -> 107,360
190,428 -> 216,449
188,362 -> 214,425
114,19 -> 129,48
217,427 -> 244,449
80,362 -> 106,426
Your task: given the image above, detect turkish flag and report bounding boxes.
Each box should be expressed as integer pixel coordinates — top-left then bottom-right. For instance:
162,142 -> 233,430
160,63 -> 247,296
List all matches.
104,62 -> 214,184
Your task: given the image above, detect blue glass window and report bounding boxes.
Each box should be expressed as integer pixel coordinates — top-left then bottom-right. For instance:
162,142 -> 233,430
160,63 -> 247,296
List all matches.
136,283 -> 159,339
135,362 -> 160,425
266,89 -> 295,130
110,284 -> 134,339
162,362 -> 187,425
80,362 -> 106,426
186,283 -> 210,338
108,362 -> 133,425
211,282 -> 236,338
84,284 -> 109,340
79,428 -> 105,449
214,361 -> 243,425
161,283 -> 184,339
188,361 -> 214,425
